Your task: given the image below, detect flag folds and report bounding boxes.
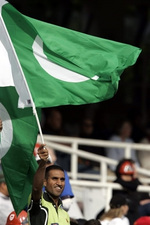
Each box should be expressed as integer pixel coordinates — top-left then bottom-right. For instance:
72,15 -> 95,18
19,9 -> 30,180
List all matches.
1,0 -> 141,109
0,86 -> 39,214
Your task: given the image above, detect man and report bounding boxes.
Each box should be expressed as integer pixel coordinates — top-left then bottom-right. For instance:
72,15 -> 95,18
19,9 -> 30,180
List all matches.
28,145 -> 70,225
0,171 -> 14,225
34,142 -> 75,212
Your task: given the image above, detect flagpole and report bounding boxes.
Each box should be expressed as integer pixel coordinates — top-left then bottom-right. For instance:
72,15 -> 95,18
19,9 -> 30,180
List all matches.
32,107 -> 44,144
0,9 -> 45,145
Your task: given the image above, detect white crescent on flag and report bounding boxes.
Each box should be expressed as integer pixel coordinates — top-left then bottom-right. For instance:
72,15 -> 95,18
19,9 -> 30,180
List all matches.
32,35 -> 99,83
0,103 -> 13,159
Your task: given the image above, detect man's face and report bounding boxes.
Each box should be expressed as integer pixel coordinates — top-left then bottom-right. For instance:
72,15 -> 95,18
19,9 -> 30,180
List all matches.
44,169 -> 65,199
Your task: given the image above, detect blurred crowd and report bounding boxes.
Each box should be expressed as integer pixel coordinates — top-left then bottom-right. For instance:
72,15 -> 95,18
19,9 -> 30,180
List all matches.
41,107 -> 150,172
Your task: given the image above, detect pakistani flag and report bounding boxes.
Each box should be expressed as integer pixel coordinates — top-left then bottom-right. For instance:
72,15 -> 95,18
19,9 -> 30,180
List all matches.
0,5 -> 39,214
0,0 -> 141,109
0,86 -> 39,214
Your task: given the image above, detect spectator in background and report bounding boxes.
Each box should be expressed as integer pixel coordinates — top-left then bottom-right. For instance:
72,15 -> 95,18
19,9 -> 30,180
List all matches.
105,120 -> 139,171
42,108 -> 70,170
138,127 -> 150,170
99,194 -> 129,225
79,118 -> 97,140
129,112 -> 145,144
0,171 -> 14,225
6,210 -> 28,225
42,108 -> 64,136
114,159 -> 150,225
78,117 -> 105,173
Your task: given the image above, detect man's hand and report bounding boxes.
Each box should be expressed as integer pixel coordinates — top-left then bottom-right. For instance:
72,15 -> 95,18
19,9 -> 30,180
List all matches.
37,144 -> 49,161
0,119 -> 2,132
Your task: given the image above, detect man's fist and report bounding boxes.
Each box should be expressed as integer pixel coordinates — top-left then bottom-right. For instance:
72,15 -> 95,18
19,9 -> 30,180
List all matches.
37,144 -> 49,161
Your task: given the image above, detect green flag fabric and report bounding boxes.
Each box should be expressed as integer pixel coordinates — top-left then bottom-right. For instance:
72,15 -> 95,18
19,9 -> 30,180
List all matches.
0,0 -> 141,216
0,86 -> 39,214
1,0 -> 141,109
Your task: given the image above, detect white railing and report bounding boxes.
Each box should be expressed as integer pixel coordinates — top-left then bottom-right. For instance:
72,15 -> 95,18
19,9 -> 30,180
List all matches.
37,134 -> 150,179
37,134 -> 150,210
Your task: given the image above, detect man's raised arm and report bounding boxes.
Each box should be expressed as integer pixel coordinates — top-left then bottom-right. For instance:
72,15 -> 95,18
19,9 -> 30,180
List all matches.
32,144 -> 49,202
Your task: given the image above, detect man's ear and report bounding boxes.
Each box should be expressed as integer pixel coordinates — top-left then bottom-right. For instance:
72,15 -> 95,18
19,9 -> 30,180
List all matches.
43,179 -> 47,187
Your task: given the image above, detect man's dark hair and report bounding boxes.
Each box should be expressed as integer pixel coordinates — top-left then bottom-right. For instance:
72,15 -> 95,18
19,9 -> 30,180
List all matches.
45,164 -> 64,180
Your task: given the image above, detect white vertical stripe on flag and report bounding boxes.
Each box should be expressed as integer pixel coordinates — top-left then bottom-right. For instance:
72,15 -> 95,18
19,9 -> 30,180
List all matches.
0,2 -> 44,144
0,39 -> 14,87
0,6 -> 32,108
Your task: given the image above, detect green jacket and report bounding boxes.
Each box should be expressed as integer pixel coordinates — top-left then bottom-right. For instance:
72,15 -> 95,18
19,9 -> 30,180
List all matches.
28,191 -> 70,225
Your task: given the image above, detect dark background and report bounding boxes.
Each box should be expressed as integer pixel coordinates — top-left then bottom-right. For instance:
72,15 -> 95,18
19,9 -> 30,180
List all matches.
8,0 -> 150,141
